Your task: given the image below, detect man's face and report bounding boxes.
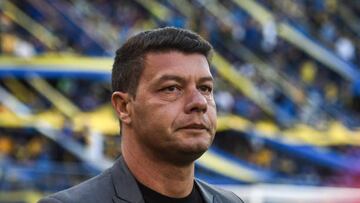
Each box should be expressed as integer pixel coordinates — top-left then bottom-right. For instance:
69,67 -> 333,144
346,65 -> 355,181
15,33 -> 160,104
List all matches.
129,51 -> 217,165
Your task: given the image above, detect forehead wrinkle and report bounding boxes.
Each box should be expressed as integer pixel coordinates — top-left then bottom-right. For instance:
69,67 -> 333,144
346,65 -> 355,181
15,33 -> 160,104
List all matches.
142,52 -> 213,87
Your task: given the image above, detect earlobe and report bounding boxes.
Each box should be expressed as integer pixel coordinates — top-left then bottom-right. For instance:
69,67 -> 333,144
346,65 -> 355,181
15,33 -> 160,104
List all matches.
111,91 -> 132,124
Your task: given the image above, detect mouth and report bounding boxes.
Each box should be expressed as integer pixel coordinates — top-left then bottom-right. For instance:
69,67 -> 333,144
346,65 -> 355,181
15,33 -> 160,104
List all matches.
178,123 -> 209,132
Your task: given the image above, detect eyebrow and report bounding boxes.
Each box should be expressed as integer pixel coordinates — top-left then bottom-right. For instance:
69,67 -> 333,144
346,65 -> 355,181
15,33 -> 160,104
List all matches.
198,76 -> 214,84
155,75 -> 186,84
154,75 -> 214,85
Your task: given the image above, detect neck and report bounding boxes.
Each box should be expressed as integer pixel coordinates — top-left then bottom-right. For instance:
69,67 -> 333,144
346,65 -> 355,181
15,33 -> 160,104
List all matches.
121,133 -> 195,198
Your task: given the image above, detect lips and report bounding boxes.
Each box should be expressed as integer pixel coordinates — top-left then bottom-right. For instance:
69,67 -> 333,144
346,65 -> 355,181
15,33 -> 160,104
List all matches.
178,123 -> 209,131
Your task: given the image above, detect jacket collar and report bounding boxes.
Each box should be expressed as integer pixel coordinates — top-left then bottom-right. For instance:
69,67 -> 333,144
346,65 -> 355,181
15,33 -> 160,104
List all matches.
110,157 -> 217,203
111,157 -> 144,203
195,179 -> 217,203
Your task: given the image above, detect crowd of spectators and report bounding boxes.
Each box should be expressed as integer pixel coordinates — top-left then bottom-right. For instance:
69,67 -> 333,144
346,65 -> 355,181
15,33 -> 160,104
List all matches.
0,128 -> 97,191
1,0 -> 360,189
213,130 -> 360,187
1,0 -> 153,56
3,0 -> 360,126
256,0 -> 360,123
51,78 -> 111,111
205,0 -> 360,128
0,124 -> 121,191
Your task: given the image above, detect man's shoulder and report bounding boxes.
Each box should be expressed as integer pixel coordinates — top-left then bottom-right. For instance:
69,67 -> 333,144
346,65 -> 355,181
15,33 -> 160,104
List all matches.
38,169 -> 114,203
196,179 -> 244,203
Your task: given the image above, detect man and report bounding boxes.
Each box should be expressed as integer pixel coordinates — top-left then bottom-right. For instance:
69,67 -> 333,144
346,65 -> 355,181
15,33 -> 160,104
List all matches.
39,27 -> 244,203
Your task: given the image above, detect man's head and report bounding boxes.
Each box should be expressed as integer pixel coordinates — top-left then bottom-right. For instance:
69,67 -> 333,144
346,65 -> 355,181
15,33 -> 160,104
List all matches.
111,27 -> 213,96
111,27 -> 216,165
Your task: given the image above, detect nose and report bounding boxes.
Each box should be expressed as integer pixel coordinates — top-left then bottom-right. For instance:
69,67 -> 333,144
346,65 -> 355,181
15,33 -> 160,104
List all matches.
184,89 -> 208,114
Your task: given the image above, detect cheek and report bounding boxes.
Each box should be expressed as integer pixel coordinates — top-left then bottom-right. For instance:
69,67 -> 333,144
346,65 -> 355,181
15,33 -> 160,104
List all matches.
207,104 -> 217,131
134,98 -> 179,130
208,101 -> 217,118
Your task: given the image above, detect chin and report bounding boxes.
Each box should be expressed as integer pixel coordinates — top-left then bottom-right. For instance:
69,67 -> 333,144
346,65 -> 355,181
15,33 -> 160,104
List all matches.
163,133 -> 214,165
177,141 -> 211,161
171,149 -> 207,166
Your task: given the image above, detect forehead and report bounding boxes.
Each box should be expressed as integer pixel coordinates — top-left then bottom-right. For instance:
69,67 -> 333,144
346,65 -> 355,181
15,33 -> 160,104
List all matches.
141,51 -> 212,82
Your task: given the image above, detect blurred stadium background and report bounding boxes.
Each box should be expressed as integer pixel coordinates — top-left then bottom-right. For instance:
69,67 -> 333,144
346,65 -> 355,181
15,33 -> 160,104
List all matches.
1,0 -> 360,202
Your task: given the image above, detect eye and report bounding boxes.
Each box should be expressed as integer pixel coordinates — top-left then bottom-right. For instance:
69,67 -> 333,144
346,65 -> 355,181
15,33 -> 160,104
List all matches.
198,85 -> 213,94
160,85 -> 181,93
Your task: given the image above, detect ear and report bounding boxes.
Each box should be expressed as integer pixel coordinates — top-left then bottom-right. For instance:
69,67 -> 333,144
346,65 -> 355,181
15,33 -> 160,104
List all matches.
111,91 -> 132,125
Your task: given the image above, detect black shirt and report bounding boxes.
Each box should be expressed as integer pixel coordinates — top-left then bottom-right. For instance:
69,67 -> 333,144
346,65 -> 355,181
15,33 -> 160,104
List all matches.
137,181 -> 205,203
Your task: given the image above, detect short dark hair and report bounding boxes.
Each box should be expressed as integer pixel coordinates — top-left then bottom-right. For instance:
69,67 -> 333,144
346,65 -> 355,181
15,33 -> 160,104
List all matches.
111,27 -> 213,96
